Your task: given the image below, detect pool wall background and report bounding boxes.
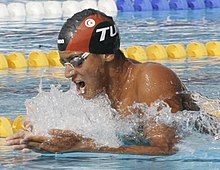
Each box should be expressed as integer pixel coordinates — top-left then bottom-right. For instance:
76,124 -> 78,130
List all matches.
1,0 -> 220,20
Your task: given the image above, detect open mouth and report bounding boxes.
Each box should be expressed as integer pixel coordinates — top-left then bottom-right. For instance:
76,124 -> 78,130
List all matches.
75,80 -> 86,95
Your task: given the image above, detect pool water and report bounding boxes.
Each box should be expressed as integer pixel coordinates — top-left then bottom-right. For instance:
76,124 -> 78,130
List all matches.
1,8 -> 220,169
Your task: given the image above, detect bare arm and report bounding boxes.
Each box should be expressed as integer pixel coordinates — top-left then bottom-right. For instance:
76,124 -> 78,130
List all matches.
21,123 -> 178,156
96,121 -> 178,155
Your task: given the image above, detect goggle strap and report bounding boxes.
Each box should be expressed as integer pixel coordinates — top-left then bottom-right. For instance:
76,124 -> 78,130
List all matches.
64,62 -> 75,69
82,52 -> 90,59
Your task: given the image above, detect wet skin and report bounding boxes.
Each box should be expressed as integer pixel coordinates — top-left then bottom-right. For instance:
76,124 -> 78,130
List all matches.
6,50 -> 198,155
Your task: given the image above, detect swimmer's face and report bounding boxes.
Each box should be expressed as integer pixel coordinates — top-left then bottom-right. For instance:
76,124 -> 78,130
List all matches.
59,51 -> 107,99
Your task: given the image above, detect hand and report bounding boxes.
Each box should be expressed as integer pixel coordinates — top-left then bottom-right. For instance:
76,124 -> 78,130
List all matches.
21,129 -> 90,153
23,121 -> 33,131
5,130 -> 32,152
5,120 -> 33,152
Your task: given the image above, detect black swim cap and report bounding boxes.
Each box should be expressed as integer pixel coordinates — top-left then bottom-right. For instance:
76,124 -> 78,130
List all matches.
57,9 -> 120,54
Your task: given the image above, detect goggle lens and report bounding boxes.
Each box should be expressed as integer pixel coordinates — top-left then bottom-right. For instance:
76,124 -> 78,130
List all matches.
60,52 -> 89,67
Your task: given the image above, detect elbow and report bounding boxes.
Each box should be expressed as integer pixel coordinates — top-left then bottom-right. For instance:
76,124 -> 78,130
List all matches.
156,145 -> 178,156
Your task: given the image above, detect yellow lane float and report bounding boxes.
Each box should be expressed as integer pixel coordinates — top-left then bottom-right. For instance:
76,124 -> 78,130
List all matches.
186,42 -> 208,57
28,51 -> 49,67
127,46 -> 148,61
147,44 -> 168,60
7,52 -> 27,69
47,50 -> 62,66
0,54 -> 8,69
120,48 -> 128,57
206,42 -> 220,56
0,117 -> 13,138
166,44 -> 187,59
0,116 -> 25,138
12,115 -> 25,134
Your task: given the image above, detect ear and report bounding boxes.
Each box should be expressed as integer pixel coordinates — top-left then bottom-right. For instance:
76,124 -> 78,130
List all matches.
104,54 -> 115,62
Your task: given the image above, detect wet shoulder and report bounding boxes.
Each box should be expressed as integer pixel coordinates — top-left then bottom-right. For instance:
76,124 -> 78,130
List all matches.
135,61 -> 174,75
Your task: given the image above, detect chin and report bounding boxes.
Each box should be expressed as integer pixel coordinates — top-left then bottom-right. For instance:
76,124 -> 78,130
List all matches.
82,89 -> 103,100
82,94 -> 94,100
81,94 -> 96,100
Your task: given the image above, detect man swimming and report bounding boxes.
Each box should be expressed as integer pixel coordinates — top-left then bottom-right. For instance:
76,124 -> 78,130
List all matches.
6,9 -> 200,155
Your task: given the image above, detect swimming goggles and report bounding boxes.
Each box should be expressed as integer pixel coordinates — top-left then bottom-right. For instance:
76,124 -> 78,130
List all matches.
60,52 -> 90,68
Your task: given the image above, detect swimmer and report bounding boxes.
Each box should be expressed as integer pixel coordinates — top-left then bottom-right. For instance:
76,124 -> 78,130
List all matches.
6,9 -> 201,155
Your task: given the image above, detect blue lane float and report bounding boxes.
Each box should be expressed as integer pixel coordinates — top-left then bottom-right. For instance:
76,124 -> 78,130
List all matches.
205,0 -> 220,8
169,0 -> 189,10
134,0 -> 153,11
116,0 -> 220,11
151,0 -> 170,10
187,0 -> 206,9
116,0 -> 134,11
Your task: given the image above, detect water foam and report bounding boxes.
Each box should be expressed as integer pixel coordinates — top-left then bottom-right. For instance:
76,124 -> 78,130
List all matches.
128,97 -> 220,139
25,81 -> 220,150
26,84 -> 121,147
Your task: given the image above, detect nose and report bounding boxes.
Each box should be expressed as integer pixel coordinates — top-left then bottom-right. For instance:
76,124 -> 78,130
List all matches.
64,63 -> 75,78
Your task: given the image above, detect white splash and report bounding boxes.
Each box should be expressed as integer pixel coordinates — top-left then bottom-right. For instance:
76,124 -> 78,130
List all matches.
25,82 -> 220,151
25,84 -> 121,148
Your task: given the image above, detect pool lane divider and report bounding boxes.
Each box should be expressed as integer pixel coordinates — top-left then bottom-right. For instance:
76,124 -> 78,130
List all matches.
0,41 -> 220,70
1,0 -> 220,20
0,50 -> 62,69
0,0 -> 118,19
0,116 -> 25,138
117,0 -> 220,11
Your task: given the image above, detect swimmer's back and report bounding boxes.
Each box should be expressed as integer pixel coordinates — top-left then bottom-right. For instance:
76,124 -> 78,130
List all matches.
132,61 -> 199,112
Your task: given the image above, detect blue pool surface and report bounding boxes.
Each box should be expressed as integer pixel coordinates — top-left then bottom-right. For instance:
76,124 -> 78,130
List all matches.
1,8 -> 220,170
